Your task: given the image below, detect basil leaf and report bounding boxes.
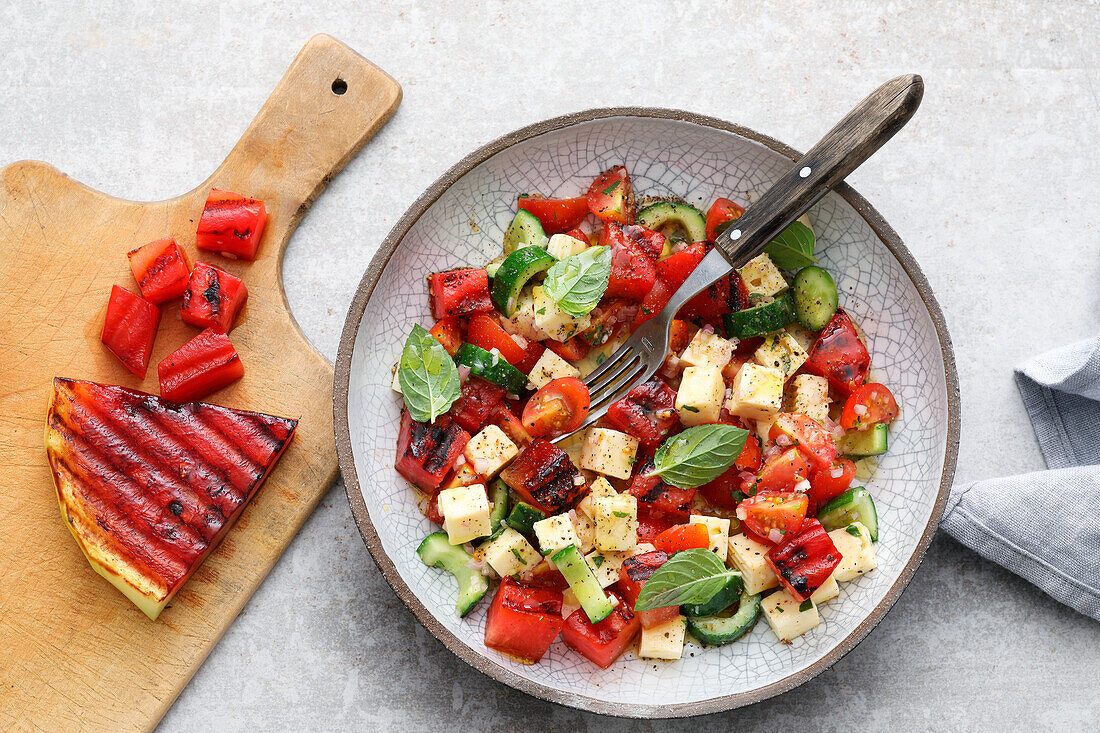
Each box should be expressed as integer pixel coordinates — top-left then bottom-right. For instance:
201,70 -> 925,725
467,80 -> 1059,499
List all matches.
764,221 -> 816,270
649,424 -> 749,489
397,323 -> 461,423
634,549 -> 741,611
542,245 -> 612,317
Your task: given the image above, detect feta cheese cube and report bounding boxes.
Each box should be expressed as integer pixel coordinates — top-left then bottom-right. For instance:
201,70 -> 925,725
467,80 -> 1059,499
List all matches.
810,573 -> 840,604
784,322 -> 817,353
482,527 -> 542,577
504,288 -> 549,342
633,542 -> 657,556
594,493 -> 638,552
578,476 -> 618,520
391,363 -> 403,394
753,331 -> 808,380
580,427 -> 639,479
546,232 -> 588,260
728,533 -> 779,595
675,366 -> 725,425
437,484 -> 492,545
762,588 -> 821,641
679,330 -> 734,370
585,549 -> 630,588
689,514 -> 731,562
562,587 -> 580,618
725,363 -> 784,422
638,615 -> 687,660
533,285 -> 591,343
787,374 -> 830,424
754,417 -> 775,446
463,425 -> 518,479
533,514 -> 580,556
828,522 -> 878,582
571,510 -> 596,553
738,253 -> 788,298
527,347 -> 581,390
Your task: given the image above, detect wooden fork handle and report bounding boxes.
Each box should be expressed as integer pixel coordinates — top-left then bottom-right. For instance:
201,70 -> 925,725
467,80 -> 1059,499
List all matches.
711,74 -> 923,267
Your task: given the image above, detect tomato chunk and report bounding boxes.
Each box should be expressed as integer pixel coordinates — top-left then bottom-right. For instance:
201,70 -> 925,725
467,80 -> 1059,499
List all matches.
810,458 -> 857,512
632,276 -> 673,327
565,227 -> 589,245
394,409 -> 471,493
181,261 -> 249,333
500,439 -> 588,513
586,165 -> 634,224
580,299 -> 636,347
561,590 -> 640,669
617,551 -> 679,629
429,318 -> 464,357
127,237 -> 190,304
428,268 -> 493,320
755,447 -> 811,493
636,506 -> 679,543
606,378 -> 681,448
599,223 -> 658,300
484,578 -> 564,664
517,195 -> 589,234
804,309 -> 871,397
736,491 -> 808,545
521,378 -> 590,439
157,328 -> 244,403
600,221 -> 665,261
699,433 -> 761,509
652,523 -> 711,554
766,519 -> 842,601
840,382 -> 899,430
628,467 -> 695,521
448,376 -> 506,434
770,413 -> 837,471
490,401 -> 533,448
440,462 -> 486,491
466,312 -> 526,365
101,285 -> 160,378
546,336 -> 590,362
705,197 -> 746,241
196,188 -> 268,261
656,242 -> 706,290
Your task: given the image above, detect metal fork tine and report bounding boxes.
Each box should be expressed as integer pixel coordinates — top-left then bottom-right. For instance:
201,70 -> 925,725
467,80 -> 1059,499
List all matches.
590,361 -> 646,411
582,345 -> 635,390
587,353 -> 641,403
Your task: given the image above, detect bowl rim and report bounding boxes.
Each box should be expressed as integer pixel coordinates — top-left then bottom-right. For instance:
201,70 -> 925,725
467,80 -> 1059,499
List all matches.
333,106 -> 960,718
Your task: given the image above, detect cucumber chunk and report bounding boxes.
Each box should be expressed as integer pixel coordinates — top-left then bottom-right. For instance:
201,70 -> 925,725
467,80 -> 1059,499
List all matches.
503,209 -> 548,254
817,487 -> 879,540
837,423 -> 888,457
551,544 -> 613,623
485,254 -> 507,280
722,292 -> 797,338
490,246 -> 556,316
416,532 -> 489,617
637,201 -> 707,245
454,343 -> 528,394
792,266 -> 838,330
505,501 -> 546,538
682,572 -> 743,618
686,591 -> 762,646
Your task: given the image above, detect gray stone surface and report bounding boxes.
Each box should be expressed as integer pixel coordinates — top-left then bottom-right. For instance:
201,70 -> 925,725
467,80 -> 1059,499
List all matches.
3,1 -> 1098,730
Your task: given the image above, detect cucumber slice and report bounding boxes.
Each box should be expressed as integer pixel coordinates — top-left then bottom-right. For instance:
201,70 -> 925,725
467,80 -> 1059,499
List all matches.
637,201 -> 707,244
505,501 -> 546,538
503,209 -> 548,254
722,292 -> 797,338
551,544 -> 613,623
454,343 -> 528,394
682,572 -> 743,618
416,532 -> 489,617
490,246 -> 556,316
792,266 -> 838,330
685,591 -> 762,646
837,423 -> 888,457
485,254 -> 507,280
817,487 -> 879,540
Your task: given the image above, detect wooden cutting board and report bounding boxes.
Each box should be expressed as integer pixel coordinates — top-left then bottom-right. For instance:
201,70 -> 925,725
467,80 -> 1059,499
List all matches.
0,35 -> 400,731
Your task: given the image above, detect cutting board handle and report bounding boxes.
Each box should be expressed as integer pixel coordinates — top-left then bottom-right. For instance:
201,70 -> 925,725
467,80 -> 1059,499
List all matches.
203,34 -> 401,257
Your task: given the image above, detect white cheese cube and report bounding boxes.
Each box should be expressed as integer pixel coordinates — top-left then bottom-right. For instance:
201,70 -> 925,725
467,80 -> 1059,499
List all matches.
546,232 -> 588,260
585,549 -> 630,588
482,527 -> 542,577
463,425 -> 518,479
726,363 -> 785,422
577,477 -> 618,520
532,285 -> 591,343
533,514 -> 580,556
438,484 -> 492,545
679,330 -> 734,370
580,427 -> 639,479
754,417 -> 775,447
562,587 -> 580,618
526,347 -> 581,390
594,494 -> 638,552
638,615 -> 687,660
828,522 -> 878,582
571,510 -> 596,554
784,322 -> 817,353
503,287 -> 549,342
738,253 -> 788,298
810,573 -> 840,604
689,514 -> 731,562
633,542 -> 657,556
762,588 -> 821,642
391,363 -> 403,394
753,331 -> 808,380
675,366 -> 725,426
727,533 -> 779,595
788,374 -> 830,424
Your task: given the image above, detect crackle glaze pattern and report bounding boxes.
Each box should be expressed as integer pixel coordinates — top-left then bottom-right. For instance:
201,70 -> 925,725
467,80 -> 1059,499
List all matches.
344,116 -> 950,711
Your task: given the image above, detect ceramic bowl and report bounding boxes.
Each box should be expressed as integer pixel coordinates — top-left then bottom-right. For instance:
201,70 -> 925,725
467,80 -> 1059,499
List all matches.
333,108 -> 959,717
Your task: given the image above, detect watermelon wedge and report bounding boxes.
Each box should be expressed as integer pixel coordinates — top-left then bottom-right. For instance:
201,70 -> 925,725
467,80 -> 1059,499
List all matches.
45,378 -> 298,620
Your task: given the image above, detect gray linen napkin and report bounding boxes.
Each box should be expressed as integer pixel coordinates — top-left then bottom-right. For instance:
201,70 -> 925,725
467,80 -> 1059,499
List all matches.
941,335 -> 1100,621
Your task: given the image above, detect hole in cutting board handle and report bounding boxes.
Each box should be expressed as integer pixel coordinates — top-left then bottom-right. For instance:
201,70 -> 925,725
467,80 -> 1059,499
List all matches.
331,78 -> 347,95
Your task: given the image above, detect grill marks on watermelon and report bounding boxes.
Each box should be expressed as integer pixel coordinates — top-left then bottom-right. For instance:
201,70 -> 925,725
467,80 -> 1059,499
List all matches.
500,439 -> 588,513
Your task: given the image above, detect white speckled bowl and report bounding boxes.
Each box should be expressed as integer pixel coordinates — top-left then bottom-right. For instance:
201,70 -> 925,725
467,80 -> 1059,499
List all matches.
334,109 -> 959,717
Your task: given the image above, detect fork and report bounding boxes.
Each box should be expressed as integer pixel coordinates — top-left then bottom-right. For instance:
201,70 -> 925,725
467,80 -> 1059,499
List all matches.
556,74 -> 924,442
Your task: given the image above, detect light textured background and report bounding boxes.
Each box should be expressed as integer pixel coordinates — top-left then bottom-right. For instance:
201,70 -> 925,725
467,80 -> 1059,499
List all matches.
3,1 -> 1097,730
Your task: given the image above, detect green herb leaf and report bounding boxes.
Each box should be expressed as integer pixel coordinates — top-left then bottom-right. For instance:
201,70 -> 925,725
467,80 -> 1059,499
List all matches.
591,555 -> 604,568
612,511 -> 630,518
649,424 -> 749,489
601,181 -> 621,196
798,599 -> 814,612
764,221 -> 817,270
511,547 -> 528,565
397,324 -> 461,423
845,524 -> 862,537
634,549 -> 741,611
542,245 -> 613,317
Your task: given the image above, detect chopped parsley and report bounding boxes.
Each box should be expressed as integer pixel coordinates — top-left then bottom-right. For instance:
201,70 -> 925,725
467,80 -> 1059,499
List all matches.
591,555 -> 604,568
612,511 -> 630,518
601,181 -> 621,196
845,525 -> 862,537
536,307 -> 546,315
798,599 -> 813,612
511,547 -> 528,565
682,405 -> 700,413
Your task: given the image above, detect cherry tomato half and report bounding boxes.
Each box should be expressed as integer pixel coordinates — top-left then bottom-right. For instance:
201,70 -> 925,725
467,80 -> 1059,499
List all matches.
586,166 -> 635,224
652,523 -> 711,554
809,457 -> 857,511
736,492 -> 808,545
840,382 -> 899,430
769,412 -> 837,471
755,447 -> 811,493
517,195 -> 589,235
705,197 -> 746,241
521,377 -> 591,438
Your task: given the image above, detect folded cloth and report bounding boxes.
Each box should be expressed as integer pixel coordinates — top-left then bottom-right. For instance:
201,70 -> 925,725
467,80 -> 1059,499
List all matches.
941,336 -> 1100,621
